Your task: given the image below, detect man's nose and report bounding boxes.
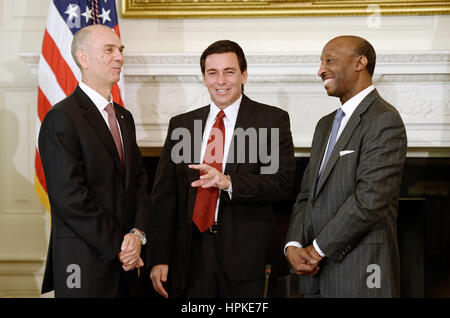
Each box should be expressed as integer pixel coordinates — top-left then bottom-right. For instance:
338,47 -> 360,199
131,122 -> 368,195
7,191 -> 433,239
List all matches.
115,50 -> 124,64
317,63 -> 325,78
218,72 -> 226,84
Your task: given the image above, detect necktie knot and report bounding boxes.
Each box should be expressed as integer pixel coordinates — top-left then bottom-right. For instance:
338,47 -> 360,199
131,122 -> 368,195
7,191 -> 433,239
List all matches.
216,110 -> 226,121
105,103 -> 114,115
334,108 -> 345,124
335,108 -> 345,123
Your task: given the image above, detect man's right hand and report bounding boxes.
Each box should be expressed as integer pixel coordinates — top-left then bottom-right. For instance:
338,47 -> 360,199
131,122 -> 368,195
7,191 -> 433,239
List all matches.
118,233 -> 143,271
121,256 -> 144,271
150,264 -> 169,298
286,245 -> 321,276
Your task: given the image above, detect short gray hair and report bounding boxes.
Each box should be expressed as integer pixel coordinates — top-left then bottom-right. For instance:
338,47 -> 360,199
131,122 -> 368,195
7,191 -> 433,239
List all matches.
71,26 -> 93,69
71,25 -> 114,69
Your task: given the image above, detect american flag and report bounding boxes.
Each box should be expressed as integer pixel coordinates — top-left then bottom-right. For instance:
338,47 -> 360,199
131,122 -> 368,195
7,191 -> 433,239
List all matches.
35,0 -> 125,212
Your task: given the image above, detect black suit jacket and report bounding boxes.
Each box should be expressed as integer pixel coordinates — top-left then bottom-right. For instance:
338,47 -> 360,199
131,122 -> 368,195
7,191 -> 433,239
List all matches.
39,85 -> 150,297
149,94 -> 296,296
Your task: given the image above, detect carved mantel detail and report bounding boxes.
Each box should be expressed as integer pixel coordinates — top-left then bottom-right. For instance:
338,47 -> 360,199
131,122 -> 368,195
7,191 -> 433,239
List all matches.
20,52 -> 450,154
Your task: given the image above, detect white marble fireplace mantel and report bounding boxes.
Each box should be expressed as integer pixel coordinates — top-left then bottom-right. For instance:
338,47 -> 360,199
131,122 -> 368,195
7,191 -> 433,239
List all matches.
21,52 -> 450,156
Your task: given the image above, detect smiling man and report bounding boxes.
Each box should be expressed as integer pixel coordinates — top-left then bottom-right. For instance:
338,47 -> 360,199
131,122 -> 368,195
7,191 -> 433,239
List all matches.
39,24 -> 151,297
149,40 -> 296,298
285,36 -> 407,297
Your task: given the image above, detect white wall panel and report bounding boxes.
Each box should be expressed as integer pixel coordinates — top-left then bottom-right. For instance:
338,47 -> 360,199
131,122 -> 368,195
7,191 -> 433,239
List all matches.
1,89 -> 42,214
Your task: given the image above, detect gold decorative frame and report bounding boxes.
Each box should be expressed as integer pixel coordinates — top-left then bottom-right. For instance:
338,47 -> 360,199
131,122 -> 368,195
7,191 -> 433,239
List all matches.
121,0 -> 450,19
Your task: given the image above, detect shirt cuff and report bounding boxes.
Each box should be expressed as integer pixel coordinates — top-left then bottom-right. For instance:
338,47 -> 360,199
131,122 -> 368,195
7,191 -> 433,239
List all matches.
313,239 -> 326,257
284,241 -> 302,256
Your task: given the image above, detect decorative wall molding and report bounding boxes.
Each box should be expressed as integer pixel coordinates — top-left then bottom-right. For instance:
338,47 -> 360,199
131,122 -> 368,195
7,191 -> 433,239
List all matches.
123,74 -> 450,84
21,51 -> 450,75
0,83 -> 49,297
121,0 -> 450,19
0,260 -> 45,297
20,52 -> 450,149
122,51 -> 450,64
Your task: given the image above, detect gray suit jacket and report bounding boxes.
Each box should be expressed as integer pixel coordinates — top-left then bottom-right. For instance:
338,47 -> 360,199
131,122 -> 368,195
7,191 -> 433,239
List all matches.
286,89 -> 407,297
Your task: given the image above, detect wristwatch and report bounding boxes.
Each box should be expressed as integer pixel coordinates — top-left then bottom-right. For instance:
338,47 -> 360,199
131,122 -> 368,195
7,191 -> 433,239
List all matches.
130,228 -> 147,246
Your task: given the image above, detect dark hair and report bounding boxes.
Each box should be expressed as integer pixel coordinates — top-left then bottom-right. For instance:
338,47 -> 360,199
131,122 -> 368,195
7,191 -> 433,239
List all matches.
200,40 -> 247,74
355,39 -> 376,77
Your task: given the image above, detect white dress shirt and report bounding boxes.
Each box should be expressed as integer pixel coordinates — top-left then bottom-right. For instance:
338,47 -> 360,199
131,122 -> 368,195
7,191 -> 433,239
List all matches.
199,95 -> 242,222
79,81 -> 123,141
285,85 -> 375,257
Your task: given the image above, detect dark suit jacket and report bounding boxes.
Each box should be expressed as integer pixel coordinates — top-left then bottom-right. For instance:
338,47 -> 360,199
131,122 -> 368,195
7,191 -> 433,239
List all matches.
39,85 -> 150,297
286,89 -> 407,297
149,94 -> 296,296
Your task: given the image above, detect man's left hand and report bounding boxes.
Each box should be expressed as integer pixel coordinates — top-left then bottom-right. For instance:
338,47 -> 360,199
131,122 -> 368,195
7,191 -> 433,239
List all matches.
189,164 -> 230,190
305,244 -> 323,263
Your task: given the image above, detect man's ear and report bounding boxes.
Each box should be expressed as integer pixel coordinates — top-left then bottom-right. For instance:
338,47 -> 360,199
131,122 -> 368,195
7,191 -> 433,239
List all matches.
76,49 -> 88,69
355,55 -> 368,72
201,73 -> 206,86
241,69 -> 248,85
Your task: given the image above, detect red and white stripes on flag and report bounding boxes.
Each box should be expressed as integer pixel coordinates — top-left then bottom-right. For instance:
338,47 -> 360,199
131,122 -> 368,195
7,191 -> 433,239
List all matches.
35,0 -> 125,212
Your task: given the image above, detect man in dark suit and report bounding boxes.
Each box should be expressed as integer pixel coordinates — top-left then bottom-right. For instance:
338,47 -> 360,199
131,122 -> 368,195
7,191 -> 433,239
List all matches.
149,40 -> 295,298
39,24 -> 150,297
285,35 -> 407,297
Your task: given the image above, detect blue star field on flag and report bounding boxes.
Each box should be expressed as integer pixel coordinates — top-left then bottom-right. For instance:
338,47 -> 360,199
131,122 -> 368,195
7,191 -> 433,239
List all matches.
52,0 -> 119,35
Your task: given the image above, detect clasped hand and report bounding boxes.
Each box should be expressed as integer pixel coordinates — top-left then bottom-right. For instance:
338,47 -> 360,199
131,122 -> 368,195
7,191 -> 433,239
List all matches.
286,245 -> 323,276
118,233 -> 143,271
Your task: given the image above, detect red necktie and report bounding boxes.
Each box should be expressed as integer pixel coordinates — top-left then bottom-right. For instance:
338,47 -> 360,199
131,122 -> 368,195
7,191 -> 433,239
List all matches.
105,103 -> 124,166
192,110 -> 226,232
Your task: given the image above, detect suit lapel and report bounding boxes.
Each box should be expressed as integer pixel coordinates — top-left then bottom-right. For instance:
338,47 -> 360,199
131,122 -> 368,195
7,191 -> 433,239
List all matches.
314,89 -> 380,198
115,105 -> 131,188
75,86 -> 124,175
186,106 -> 210,185
309,114 -> 334,199
224,94 -> 256,175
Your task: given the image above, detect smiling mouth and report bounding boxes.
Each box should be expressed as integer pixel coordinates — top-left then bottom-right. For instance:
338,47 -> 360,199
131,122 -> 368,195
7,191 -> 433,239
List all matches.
216,89 -> 230,94
323,78 -> 334,88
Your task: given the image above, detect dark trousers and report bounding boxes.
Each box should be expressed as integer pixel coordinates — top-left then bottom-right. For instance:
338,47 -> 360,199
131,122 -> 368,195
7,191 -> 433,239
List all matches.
186,227 -> 265,298
115,270 -> 133,298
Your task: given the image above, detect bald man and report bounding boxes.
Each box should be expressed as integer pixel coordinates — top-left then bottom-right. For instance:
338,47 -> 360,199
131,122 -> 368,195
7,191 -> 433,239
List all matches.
285,36 -> 407,297
39,25 -> 151,297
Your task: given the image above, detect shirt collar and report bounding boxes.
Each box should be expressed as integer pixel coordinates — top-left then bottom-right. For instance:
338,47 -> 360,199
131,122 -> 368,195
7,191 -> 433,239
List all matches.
209,94 -> 242,124
340,85 -> 375,117
79,81 -> 113,113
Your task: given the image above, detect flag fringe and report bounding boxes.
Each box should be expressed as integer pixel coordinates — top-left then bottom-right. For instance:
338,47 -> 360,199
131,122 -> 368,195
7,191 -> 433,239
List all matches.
35,174 -> 51,214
